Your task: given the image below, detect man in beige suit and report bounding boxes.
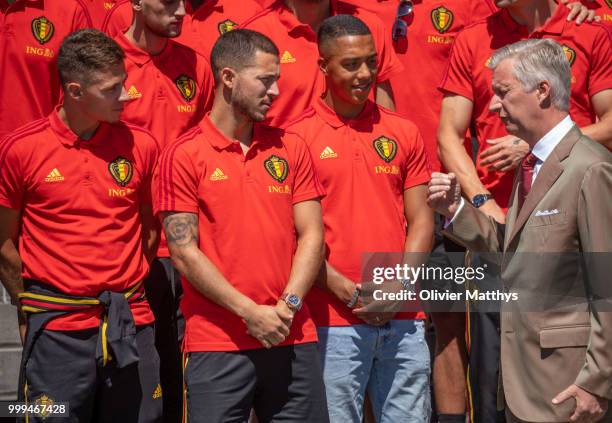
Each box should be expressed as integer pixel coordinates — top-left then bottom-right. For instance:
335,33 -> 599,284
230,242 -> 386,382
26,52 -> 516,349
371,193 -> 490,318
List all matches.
427,38 -> 612,423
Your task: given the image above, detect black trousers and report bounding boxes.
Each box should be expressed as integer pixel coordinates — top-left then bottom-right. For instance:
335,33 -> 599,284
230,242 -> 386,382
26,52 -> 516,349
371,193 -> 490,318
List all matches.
184,343 -> 329,423
23,324 -> 161,423
143,257 -> 184,423
468,311 -> 504,423
430,214 -> 504,422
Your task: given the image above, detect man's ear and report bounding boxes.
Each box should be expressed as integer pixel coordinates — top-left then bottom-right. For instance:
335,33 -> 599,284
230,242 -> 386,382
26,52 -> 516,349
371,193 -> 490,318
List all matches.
318,57 -> 329,76
64,82 -> 83,100
537,80 -> 552,107
220,67 -> 236,90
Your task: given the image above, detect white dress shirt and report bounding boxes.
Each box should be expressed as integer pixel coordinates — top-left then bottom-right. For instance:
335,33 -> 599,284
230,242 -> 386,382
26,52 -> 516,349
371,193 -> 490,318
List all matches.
530,115 -> 574,183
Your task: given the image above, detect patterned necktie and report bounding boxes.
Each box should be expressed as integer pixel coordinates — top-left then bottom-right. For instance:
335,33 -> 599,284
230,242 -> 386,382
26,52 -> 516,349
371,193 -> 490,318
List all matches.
519,152 -> 538,207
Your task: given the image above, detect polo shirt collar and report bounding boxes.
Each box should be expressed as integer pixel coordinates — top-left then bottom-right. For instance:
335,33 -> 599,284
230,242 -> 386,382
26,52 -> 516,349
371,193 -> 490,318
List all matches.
49,107 -> 109,147
201,115 -> 269,152
498,4 -> 566,38
115,31 -> 175,67
314,96 -> 376,129
201,115 -> 235,150
536,4 -> 567,36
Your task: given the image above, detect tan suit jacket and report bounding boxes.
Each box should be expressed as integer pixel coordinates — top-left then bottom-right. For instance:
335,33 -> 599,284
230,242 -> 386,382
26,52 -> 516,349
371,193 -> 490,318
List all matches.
444,127 -> 612,422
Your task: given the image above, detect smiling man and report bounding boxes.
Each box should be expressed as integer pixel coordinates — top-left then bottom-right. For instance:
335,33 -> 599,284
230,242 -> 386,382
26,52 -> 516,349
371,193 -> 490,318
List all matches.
0,29 -> 161,422
286,15 -> 433,422
154,29 -> 329,423
241,0 -> 403,128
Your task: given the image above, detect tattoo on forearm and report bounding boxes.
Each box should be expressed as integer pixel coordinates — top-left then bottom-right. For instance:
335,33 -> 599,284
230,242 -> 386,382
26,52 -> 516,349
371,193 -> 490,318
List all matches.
163,213 -> 198,246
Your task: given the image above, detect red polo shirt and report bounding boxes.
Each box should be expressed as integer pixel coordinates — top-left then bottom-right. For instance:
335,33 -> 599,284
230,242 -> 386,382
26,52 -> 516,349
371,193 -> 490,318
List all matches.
154,116 -> 323,352
0,0 -> 92,139
116,32 -> 214,150
0,110 -> 158,330
342,0 -> 496,172
241,0 -> 403,128
102,0 -> 200,51
182,0 -> 262,57
286,99 -> 430,327
440,5 -> 612,208
83,0 -> 117,28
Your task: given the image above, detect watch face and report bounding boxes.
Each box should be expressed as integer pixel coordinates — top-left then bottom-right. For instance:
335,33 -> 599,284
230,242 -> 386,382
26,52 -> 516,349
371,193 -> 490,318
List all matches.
472,194 -> 490,208
287,294 -> 300,306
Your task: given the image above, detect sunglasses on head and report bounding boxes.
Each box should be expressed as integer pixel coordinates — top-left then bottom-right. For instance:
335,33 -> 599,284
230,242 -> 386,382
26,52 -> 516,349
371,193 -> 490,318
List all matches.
392,0 -> 413,41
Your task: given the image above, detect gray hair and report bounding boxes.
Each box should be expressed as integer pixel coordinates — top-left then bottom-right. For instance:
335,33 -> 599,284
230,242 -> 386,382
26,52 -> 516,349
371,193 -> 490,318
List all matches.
488,39 -> 571,111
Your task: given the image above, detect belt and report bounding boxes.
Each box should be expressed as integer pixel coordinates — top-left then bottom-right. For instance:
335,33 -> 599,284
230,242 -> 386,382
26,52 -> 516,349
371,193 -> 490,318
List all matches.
17,279 -> 146,400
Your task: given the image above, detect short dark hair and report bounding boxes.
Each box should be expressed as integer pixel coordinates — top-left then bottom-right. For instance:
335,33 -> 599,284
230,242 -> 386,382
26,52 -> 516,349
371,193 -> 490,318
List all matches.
317,14 -> 372,52
57,29 -> 125,85
210,29 -> 279,84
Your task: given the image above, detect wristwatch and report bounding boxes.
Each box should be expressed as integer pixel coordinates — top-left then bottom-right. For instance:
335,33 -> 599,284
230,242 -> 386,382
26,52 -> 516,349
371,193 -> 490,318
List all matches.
281,293 -> 302,312
471,193 -> 494,208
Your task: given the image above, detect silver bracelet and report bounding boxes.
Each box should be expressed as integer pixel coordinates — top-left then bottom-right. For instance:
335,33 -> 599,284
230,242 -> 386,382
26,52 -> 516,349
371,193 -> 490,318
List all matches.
346,287 -> 361,309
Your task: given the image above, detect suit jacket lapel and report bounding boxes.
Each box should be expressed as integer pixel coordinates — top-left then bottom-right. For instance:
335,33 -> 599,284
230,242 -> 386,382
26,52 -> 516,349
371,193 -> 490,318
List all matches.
504,170 -> 520,251
506,126 -> 581,247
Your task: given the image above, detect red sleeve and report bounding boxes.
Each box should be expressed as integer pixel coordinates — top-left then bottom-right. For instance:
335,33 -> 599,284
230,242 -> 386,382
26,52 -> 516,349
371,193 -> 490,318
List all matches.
288,133 -> 325,204
0,139 -> 25,210
138,133 -> 160,206
73,0 -> 94,29
101,0 -> 132,37
154,138 -> 201,215
366,12 -> 404,82
439,29 -> 476,101
588,25 -> 612,98
403,125 -> 431,190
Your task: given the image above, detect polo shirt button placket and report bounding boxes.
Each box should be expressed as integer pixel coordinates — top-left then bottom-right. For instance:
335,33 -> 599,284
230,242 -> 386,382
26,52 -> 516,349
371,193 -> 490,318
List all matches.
353,135 -> 364,163
244,149 -> 255,182
78,143 -> 92,184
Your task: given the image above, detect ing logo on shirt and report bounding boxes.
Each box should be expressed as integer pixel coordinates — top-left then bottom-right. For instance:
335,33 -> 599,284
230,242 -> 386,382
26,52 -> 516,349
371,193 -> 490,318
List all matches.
431,7 -> 453,34
108,156 -> 133,187
562,45 -> 576,66
31,16 -> 54,44
264,155 -> 289,183
175,75 -> 196,102
373,136 -> 397,163
218,19 -> 238,34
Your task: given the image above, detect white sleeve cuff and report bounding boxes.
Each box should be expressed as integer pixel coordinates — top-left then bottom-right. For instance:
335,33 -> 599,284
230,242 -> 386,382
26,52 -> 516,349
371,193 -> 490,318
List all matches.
443,197 -> 465,228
